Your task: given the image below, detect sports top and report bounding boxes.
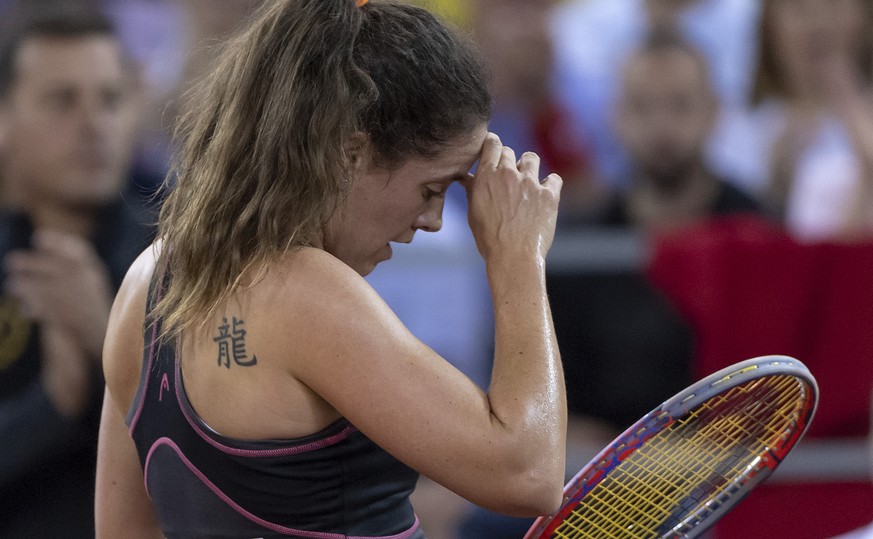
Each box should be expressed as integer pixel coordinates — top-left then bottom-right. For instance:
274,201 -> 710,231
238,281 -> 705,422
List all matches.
126,271 -> 424,538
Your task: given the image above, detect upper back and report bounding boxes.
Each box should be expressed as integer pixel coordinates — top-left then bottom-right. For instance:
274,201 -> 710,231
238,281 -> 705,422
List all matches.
104,244 -> 353,440
103,244 -> 424,538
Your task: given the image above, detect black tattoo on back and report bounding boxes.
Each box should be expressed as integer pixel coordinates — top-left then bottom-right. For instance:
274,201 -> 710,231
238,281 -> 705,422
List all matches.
213,316 -> 258,368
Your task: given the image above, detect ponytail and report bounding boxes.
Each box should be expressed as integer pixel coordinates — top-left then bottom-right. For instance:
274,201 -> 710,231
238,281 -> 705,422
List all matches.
155,0 -> 490,337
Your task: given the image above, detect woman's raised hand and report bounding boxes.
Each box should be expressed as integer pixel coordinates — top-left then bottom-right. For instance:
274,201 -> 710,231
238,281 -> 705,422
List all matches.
463,133 -> 562,266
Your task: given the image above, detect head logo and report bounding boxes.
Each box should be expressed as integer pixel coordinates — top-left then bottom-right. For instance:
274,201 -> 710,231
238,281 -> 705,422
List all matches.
159,373 -> 170,401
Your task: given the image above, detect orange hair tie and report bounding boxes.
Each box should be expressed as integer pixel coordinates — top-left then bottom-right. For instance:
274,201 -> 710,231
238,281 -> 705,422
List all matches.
356,0 -> 368,6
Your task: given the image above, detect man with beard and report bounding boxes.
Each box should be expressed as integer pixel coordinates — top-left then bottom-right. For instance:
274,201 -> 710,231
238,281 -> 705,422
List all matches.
547,30 -> 760,437
555,23 -> 760,487
591,28 -> 759,231
0,4 -> 152,536
549,29 -> 760,443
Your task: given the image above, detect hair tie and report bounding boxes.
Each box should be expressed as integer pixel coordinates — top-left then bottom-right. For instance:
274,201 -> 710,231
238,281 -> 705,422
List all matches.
356,0 -> 368,6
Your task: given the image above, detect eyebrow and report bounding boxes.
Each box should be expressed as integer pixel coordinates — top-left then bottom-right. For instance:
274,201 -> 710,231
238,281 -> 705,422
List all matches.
427,173 -> 465,185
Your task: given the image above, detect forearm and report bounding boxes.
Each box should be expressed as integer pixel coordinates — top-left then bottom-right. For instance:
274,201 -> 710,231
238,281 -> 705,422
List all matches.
486,255 -> 566,484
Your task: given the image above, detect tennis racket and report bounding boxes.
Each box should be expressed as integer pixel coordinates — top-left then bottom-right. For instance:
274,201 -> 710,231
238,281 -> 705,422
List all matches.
525,355 -> 818,539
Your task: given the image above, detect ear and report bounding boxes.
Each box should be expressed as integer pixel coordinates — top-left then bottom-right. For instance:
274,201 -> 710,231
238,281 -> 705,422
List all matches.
344,132 -> 372,173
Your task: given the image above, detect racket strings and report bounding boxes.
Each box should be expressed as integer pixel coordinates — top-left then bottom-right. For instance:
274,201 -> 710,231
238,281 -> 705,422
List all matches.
551,375 -> 809,539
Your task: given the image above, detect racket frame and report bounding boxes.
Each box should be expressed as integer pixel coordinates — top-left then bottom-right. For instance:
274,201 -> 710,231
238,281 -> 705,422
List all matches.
525,355 -> 818,539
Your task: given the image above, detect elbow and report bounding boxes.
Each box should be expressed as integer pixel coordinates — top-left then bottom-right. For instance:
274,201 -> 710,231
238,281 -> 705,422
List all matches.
483,470 -> 565,518
490,440 -> 566,517
515,473 -> 565,517
538,481 -> 565,516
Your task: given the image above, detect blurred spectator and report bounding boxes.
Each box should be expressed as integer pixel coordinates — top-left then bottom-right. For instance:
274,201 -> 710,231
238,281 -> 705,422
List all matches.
103,0 -> 188,196
472,0 -> 598,219
0,3 -> 153,536
104,0 -> 265,197
553,26 -> 759,496
457,29 -> 761,538
722,0 -> 873,242
176,0 -> 265,91
592,29 -> 760,232
549,0 -> 760,188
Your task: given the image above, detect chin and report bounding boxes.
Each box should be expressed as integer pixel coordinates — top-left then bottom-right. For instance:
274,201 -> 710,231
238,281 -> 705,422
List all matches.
357,263 -> 376,277
346,254 -> 378,277
357,252 -> 393,277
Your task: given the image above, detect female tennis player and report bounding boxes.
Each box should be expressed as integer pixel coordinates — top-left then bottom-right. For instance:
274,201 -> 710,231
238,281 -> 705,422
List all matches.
94,1 -> 565,537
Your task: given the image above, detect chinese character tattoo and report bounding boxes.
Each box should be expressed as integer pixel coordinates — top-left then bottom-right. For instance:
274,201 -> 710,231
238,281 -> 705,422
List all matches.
213,316 -> 258,368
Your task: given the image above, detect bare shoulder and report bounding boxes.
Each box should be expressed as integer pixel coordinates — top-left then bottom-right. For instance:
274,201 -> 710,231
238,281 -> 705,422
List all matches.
102,242 -> 161,413
263,246 -> 385,316
254,246 -> 405,368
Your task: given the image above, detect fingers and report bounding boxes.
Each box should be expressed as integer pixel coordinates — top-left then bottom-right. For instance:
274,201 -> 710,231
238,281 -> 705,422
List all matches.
477,132 -> 504,172
33,229 -> 96,263
3,229 -> 111,326
472,132 -> 558,188
498,145 -> 518,172
477,134 -> 517,175
5,250 -> 61,280
475,133 -> 548,182
4,228 -> 100,278
6,271 -> 47,319
541,172 -> 564,192
516,151 -> 541,181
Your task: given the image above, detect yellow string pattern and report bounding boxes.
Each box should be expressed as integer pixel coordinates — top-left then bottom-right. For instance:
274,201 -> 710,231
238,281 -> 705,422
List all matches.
551,375 -> 809,538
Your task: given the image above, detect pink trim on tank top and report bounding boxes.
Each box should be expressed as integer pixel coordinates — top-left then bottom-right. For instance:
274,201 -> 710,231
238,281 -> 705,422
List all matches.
173,343 -> 356,457
128,281 -> 163,436
145,438 -> 421,539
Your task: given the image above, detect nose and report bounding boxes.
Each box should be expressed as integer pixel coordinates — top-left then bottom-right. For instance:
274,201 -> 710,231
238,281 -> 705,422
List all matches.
414,198 -> 445,233
79,91 -> 121,140
77,99 -> 106,141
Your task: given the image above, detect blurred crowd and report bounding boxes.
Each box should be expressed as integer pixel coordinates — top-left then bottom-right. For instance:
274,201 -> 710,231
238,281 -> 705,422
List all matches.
0,0 -> 872,537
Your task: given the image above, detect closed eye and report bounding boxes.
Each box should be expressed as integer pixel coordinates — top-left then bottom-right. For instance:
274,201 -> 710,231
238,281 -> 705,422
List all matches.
423,187 -> 447,201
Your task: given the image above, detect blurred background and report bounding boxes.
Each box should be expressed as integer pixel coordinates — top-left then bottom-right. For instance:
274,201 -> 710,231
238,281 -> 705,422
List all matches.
1,0 -> 872,537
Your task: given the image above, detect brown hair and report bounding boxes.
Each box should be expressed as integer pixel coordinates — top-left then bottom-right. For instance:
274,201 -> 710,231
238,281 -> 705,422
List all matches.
751,0 -> 873,104
154,0 -> 491,336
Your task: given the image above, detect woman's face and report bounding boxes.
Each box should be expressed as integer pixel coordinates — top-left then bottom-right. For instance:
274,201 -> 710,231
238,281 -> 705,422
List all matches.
323,124 -> 487,276
768,0 -> 867,95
